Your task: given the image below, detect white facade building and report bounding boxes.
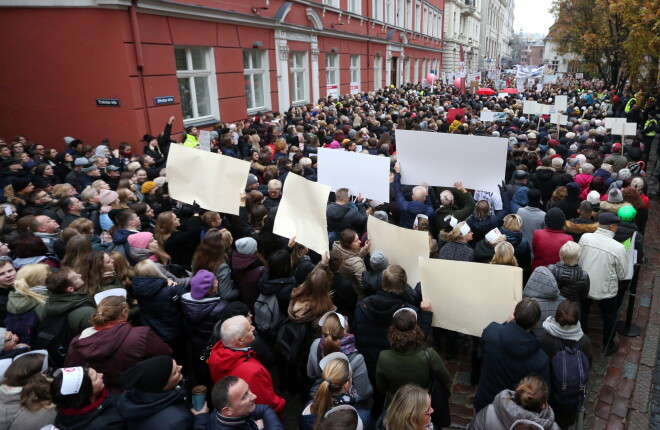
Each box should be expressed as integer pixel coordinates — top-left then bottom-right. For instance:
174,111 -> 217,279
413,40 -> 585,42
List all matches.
477,0 -> 515,71
442,0 -> 481,75
543,36 -> 582,74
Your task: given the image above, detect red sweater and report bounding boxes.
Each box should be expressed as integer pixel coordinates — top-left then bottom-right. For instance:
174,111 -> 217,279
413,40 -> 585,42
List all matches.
531,228 -> 572,269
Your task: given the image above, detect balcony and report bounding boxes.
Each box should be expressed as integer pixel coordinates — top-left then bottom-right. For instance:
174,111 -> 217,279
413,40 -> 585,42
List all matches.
461,0 -> 478,16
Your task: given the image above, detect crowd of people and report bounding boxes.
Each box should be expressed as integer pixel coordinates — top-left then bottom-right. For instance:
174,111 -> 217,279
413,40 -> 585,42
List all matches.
0,78 -> 657,430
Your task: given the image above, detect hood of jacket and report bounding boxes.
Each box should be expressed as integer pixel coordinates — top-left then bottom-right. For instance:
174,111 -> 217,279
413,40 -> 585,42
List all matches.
613,222 -> 638,242
468,214 -> 497,233
257,272 -> 297,296
574,174 -> 593,189
43,292 -> 93,317
492,389 -> 557,429
474,239 -> 496,261
180,292 -> 226,324
209,341 -> 253,373
69,322 -> 133,361
565,218 -> 598,234
534,168 -> 555,181
112,228 -> 136,245
499,321 -> 543,359
330,241 -> 359,261
132,276 -> 168,298
118,388 -> 186,421
327,202 -> 352,220
500,227 -> 523,248
231,252 -> 261,271
359,290 -> 412,323
525,267 -> 560,299
7,286 -> 48,314
512,186 -> 530,207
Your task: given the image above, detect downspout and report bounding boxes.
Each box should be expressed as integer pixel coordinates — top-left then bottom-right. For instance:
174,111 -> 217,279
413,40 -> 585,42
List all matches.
130,1 -> 152,136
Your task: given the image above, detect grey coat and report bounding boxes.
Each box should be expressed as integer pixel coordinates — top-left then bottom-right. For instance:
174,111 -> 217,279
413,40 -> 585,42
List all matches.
0,386 -> 57,430
468,389 -> 560,430
524,266 -> 566,336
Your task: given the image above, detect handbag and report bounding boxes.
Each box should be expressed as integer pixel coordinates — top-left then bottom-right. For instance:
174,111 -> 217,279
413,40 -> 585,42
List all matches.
423,348 -> 451,428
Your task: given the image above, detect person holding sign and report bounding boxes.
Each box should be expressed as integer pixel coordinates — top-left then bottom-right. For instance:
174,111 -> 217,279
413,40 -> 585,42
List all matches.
393,162 -> 435,229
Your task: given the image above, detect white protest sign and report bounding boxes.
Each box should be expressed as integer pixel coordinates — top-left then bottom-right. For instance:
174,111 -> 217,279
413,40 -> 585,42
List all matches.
624,122 -> 637,136
523,100 -> 539,115
536,83 -> 543,92
540,104 -> 553,115
166,144 -> 250,215
317,148 -> 390,203
199,131 -> 211,151
273,174 -> 330,255
555,95 -> 568,112
479,111 -> 495,122
498,93 -> 509,99
368,216 -> 429,288
419,257 -> 523,337
395,130 -> 508,193
543,74 -> 558,84
551,114 -> 569,125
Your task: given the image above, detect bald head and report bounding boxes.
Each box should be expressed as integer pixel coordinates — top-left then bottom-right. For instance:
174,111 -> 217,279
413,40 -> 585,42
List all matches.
412,186 -> 428,202
220,316 -> 254,348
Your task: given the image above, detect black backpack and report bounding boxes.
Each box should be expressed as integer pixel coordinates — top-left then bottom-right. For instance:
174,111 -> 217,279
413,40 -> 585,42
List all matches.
276,319 -> 309,362
550,338 -> 589,411
33,303 -> 87,368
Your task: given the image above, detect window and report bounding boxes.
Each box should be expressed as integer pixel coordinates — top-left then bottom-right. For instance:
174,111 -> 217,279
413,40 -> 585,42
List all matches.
551,60 -> 559,71
386,0 -> 394,24
175,47 -> 218,123
422,6 -> 428,35
290,52 -> 308,105
373,0 -> 383,21
397,0 -> 404,27
348,0 -> 361,14
322,0 -> 340,7
374,56 -> 382,90
243,50 -> 271,113
414,58 -> 419,83
326,53 -> 339,87
415,1 -> 421,32
350,55 -> 360,92
406,0 -> 413,29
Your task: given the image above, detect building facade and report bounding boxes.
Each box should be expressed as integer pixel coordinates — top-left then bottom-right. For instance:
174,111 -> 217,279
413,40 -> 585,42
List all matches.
519,36 -> 545,67
442,0 -> 480,75
543,36 -> 582,74
0,0 -> 443,149
477,0 -> 515,71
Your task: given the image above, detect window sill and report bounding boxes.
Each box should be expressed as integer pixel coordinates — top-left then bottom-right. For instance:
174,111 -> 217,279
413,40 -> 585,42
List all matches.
247,107 -> 272,116
182,117 -> 219,128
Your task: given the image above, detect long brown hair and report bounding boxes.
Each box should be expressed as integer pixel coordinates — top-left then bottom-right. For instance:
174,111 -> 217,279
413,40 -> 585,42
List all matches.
290,268 -> 335,318
154,211 -> 176,245
310,358 -> 351,427
78,251 -> 107,297
91,296 -> 128,328
191,228 -> 227,273
2,354 -> 52,412
321,313 -> 349,357
61,234 -> 93,270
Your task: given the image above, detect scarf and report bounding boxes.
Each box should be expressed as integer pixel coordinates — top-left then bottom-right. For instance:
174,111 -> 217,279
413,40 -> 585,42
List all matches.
333,387 -> 360,406
59,387 -> 109,416
542,316 -> 584,342
320,334 -> 357,355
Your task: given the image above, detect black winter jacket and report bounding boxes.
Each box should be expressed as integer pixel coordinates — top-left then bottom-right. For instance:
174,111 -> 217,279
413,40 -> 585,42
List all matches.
118,387 -> 203,430
132,276 -> 186,344
547,262 -> 590,303
326,202 -> 367,234
181,293 -> 227,356
257,273 -> 297,315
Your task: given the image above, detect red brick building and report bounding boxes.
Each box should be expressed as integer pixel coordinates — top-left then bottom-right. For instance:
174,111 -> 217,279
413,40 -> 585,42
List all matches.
0,0 -> 444,149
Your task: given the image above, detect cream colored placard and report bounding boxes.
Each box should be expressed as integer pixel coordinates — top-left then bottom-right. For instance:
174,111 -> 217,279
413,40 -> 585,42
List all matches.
419,257 -> 523,337
367,215 -> 430,288
273,173 -> 331,255
166,144 -> 250,215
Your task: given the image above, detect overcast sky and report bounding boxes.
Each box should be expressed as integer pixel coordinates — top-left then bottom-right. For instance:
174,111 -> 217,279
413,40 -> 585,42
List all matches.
513,0 -> 555,35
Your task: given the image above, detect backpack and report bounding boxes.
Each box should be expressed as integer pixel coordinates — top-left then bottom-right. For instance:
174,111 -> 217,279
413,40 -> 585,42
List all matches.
276,319 -> 309,362
550,339 -> 589,410
33,304 -> 87,368
3,309 -> 39,346
254,293 -> 283,333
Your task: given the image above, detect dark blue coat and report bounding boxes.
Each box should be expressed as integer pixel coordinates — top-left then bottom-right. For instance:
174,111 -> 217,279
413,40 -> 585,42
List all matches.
132,276 -> 186,344
180,293 -> 227,356
118,388 -> 202,430
474,321 -> 550,413
112,228 -> 137,265
394,174 -> 435,229
54,394 -> 124,430
353,290 -> 432,378
205,405 -> 283,430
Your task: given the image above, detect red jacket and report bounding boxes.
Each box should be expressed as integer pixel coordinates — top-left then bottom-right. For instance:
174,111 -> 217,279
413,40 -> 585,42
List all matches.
531,228 -> 572,269
208,341 -> 285,415
65,322 -> 172,393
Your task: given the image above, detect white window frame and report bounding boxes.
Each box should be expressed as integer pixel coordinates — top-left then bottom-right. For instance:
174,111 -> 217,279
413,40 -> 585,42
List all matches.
396,0 -> 404,27
322,0 -> 340,7
374,56 -> 382,90
373,0 -> 383,21
350,55 -> 361,90
415,0 -> 422,32
174,46 -> 219,124
290,51 -> 309,105
326,53 -> 339,87
348,0 -> 361,14
406,0 -> 413,29
404,57 -> 410,83
422,6 -> 428,35
414,58 -> 420,84
243,49 -> 271,115
385,0 -> 394,24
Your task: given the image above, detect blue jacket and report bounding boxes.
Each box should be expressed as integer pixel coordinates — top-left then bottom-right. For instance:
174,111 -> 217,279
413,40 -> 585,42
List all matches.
118,388 -> 202,430
394,174 -> 435,229
204,405 -> 283,430
474,321 -> 550,413
180,292 -> 227,357
112,228 -> 137,264
132,276 -> 186,344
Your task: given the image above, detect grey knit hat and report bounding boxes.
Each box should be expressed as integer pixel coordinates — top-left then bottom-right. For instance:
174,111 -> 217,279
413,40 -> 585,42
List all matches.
370,251 -> 389,272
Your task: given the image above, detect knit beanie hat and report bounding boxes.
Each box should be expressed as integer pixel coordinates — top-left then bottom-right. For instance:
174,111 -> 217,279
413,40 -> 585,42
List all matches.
608,189 -> 623,204
127,232 -> 153,249
370,251 -> 389,272
74,157 -> 89,166
235,237 -> 258,255
99,189 -> 118,207
141,181 -> 157,194
120,355 -> 174,393
11,177 -> 32,192
153,177 -> 167,187
586,191 -> 601,205
617,168 -> 631,180
374,210 -> 389,222
545,207 -> 566,230
617,205 -> 637,222
551,158 -> 563,169
191,270 -> 216,300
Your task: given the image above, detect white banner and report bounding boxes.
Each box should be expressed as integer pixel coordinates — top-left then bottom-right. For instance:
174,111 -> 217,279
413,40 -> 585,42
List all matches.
327,84 -> 339,98
166,144 -> 250,215
523,100 -> 539,115
199,131 -> 211,152
317,148 -> 391,203
554,95 -> 568,112
394,130 -> 508,193
368,216 -> 429,288
543,74 -> 558,84
350,82 -> 359,95
273,174 -> 331,255
419,257 -> 523,336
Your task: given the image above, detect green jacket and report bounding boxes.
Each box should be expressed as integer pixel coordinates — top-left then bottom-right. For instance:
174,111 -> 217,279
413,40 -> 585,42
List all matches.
6,287 -> 48,321
376,347 -> 451,408
43,292 -> 95,335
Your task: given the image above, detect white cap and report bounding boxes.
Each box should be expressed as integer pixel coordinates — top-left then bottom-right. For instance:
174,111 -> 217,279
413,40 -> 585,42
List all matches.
393,307 -> 418,321
324,405 -> 364,430
460,223 -> 471,236
94,288 -> 127,306
318,311 -> 346,329
319,352 -> 352,376
60,367 -> 85,395
485,228 -> 504,244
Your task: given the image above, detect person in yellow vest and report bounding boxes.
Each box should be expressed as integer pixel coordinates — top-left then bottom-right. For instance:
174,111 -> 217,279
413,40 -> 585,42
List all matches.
183,126 -> 199,148
642,111 -> 658,160
624,96 -> 637,114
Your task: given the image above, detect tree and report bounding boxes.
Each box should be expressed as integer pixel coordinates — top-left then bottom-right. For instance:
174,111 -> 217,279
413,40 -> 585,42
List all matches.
549,0 -> 659,93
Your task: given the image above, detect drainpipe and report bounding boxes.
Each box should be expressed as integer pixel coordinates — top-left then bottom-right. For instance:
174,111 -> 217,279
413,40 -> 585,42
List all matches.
129,1 -> 152,136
